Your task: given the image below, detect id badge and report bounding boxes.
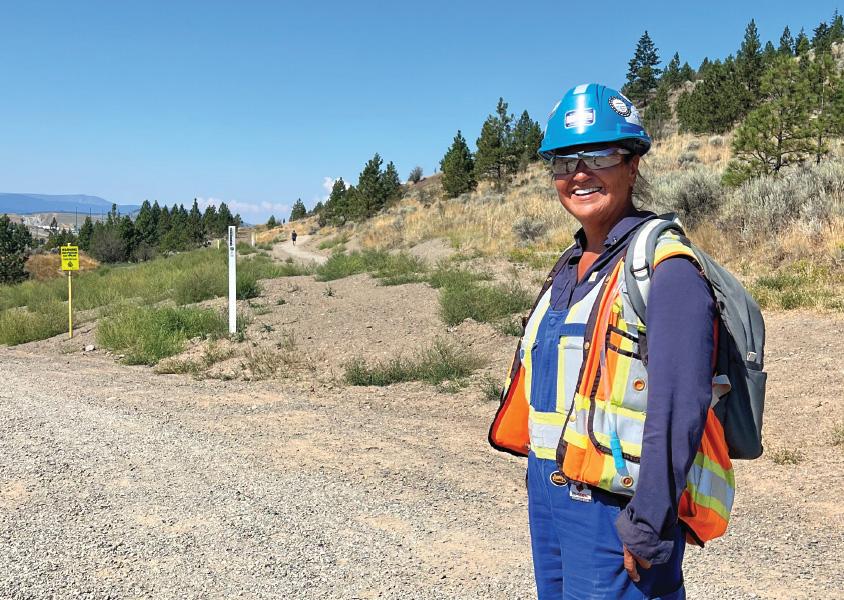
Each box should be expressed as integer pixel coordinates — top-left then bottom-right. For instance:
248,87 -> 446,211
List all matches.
569,483 -> 593,503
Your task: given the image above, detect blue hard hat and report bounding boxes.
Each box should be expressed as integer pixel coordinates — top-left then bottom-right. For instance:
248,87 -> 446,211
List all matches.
538,83 -> 651,160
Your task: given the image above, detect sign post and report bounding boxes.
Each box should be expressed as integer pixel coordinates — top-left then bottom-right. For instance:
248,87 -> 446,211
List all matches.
60,245 -> 80,338
228,226 -> 237,334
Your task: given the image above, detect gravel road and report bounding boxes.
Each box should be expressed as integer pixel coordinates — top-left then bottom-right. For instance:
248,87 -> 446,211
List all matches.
2,308 -> 842,599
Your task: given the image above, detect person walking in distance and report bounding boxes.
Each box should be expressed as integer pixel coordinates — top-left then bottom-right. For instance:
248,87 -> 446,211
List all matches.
489,83 -> 738,599
291,230 -> 297,246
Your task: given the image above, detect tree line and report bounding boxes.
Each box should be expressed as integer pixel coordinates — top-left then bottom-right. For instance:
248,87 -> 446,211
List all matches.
623,11 -> 844,183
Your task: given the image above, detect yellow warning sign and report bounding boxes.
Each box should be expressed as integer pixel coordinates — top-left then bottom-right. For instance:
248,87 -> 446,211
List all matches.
60,245 -> 79,271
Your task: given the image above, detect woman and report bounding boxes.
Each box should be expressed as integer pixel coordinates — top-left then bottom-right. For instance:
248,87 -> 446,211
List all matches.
489,83 -> 731,599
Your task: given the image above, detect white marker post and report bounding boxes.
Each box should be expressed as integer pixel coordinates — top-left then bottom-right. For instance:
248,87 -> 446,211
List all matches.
228,226 -> 237,334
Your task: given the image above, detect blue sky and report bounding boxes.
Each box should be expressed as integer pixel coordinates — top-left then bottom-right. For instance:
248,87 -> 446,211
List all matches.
0,1 -> 834,222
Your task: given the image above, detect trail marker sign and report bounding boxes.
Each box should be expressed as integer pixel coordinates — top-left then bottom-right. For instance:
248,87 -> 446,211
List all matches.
61,246 -> 79,271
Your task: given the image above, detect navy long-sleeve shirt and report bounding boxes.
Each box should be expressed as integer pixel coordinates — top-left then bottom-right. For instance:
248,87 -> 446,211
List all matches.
549,211 -> 715,564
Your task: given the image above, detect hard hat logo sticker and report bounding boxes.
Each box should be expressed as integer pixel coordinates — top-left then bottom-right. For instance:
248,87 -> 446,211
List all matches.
609,96 -> 631,117
564,108 -> 595,129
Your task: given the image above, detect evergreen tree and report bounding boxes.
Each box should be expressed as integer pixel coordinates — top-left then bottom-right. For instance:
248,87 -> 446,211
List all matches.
831,9 -> 844,43
78,216 -> 94,252
202,205 -> 218,237
0,214 -> 33,284
724,56 -> 814,185
474,98 -> 514,187
157,206 -> 172,241
134,200 -> 157,246
661,52 -> 683,89
676,58 -> 744,133
698,57 -> 712,77
643,82 -> 672,139
806,52 -> 843,163
679,62 -> 695,82
187,198 -> 205,245
357,153 -> 385,216
267,215 -> 277,228
623,31 -> 661,105
217,202 -> 235,236
382,161 -> 402,205
813,20 -> 832,54
49,216 -> 58,233
511,110 -> 543,170
440,130 -> 476,198
321,178 -> 347,226
762,41 -> 777,67
795,28 -> 811,56
736,19 -> 763,109
289,198 -> 307,221
778,25 -> 794,55
119,215 -> 136,261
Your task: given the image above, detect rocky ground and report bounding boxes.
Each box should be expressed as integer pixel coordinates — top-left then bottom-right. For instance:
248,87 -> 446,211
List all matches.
1,236 -> 842,599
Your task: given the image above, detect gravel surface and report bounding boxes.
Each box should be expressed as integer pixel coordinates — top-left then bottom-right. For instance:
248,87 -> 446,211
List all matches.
2,265 -> 842,599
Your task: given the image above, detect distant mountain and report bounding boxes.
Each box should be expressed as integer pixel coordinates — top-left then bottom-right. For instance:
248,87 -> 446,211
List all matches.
0,193 -> 140,215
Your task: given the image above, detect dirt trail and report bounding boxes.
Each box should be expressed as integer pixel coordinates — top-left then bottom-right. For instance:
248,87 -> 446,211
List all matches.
1,265 -> 842,598
272,234 -> 328,265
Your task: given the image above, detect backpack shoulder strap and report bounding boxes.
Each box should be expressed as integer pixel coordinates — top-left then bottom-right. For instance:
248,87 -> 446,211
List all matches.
623,213 -> 686,325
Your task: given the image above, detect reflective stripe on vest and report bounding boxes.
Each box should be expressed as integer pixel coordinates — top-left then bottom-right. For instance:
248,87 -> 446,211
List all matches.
523,280 -> 605,461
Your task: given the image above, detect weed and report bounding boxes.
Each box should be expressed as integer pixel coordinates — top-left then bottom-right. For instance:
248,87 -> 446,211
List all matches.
97,306 -> 228,365
324,286 -> 335,297
494,316 -> 524,337
436,380 -> 466,394
0,303 -> 68,345
479,374 -> 503,402
154,358 -> 202,376
344,338 -> 483,386
512,216 -> 547,243
439,281 -> 532,326
832,423 -> 844,447
768,448 -> 803,465
260,323 -> 274,333
276,298 -> 287,305
240,347 -> 285,379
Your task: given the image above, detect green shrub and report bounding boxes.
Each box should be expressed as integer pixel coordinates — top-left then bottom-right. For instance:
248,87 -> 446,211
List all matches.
97,306 -> 228,365
315,250 -> 428,284
344,339 -> 483,386
439,281 -> 532,326
479,373 -> 503,402
0,304 -> 68,345
650,167 -> 722,227
768,448 -> 802,465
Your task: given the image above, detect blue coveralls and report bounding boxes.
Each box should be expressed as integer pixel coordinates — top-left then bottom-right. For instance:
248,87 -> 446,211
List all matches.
526,212 -> 715,600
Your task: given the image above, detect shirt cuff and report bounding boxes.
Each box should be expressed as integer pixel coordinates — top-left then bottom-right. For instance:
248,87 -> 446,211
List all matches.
615,507 -> 675,565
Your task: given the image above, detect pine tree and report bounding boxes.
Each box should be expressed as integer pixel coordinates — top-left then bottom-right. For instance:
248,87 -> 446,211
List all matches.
78,216 -> 94,251
202,205 -> 218,237
289,198 -> 307,221
643,82 -> 672,139
724,56 -> 814,185
736,19 -> 763,109
187,198 -> 205,245
806,52 -> 843,163
0,214 -> 33,284
49,216 -> 58,233
623,31 -> 661,105
474,98 -> 514,187
119,215 -> 136,261
511,110 -> 543,170
156,206 -> 172,241
357,153 -> 385,216
134,200 -> 157,246
679,62 -> 696,82
382,161 -> 402,205
831,9 -> 844,43
795,28 -> 811,57
321,178 -> 348,226
778,25 -> 794,55
661,52 -> 682,89
813,21 -> 832,54
440,130 -> 476,198
762,41 -> 777,67
267,215 -> 277,228
676,58 -> 744,133
217,202 -> 235,235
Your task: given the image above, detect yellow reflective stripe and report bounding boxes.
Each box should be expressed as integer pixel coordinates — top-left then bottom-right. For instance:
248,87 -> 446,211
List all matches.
599,452 -> 616,489
653,240 -> 696,266
609,347 -> 632,407
529,407 -> 567,426
686,482 -> 731,522
592,429 -> 642,456
562,427 -> 588,449
694,452 -> 736,487
522,290 -> 551,406
532,446 -> 557,460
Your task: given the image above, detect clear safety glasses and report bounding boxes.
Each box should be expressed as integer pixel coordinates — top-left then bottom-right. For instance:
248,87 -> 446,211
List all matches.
550,147 -> 631,176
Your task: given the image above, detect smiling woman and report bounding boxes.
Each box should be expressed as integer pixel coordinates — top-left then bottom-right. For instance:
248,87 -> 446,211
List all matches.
489,83 -> 728,600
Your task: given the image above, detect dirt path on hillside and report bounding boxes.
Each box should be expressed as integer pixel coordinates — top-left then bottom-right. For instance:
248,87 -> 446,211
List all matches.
2,269 -> 842,598
271,234 -> 328,265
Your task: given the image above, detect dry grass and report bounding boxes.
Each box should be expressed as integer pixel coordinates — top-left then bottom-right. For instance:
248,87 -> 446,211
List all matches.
25,252 -> 99,281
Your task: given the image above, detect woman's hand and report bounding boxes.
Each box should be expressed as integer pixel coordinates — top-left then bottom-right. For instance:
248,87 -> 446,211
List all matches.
623,545 -> 652,582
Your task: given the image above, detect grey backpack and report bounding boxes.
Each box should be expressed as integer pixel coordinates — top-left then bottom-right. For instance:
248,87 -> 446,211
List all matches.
623,214 -> 767,460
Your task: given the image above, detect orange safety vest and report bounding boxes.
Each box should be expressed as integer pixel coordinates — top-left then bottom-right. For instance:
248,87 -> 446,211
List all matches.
489,232 -> 734,546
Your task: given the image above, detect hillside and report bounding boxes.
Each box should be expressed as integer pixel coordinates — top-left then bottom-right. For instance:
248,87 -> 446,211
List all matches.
0,192 -> 138,215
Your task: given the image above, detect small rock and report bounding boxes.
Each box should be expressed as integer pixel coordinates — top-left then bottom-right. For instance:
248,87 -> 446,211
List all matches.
84,344 -> 96,352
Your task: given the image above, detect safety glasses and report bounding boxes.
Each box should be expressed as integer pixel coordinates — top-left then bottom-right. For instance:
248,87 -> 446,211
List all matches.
550,148 -> 631,176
